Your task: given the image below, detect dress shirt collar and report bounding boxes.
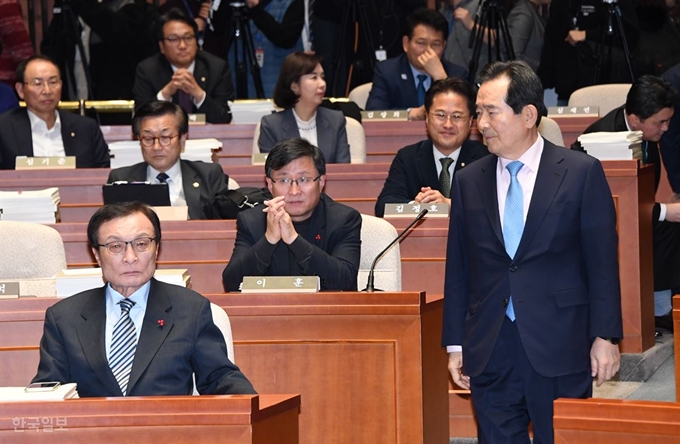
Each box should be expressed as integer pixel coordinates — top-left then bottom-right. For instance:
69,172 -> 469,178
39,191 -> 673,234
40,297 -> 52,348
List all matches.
147,159 -> 182,184
497,134 -> 544,176
409,63 -> 431,90
105,280 -> 151,318
27,109 -> 61,132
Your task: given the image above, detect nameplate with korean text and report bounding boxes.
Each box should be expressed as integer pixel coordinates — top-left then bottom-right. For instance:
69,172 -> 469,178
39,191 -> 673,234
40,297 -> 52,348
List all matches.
360,110 -> 408,121
383,203 -> 449,218
0,282 -> 20,298
547,106 -> 599,117
187,114 -> 206,125
240,276 -> 320,293
252,153 -> 268,165
15,156 -> 76,170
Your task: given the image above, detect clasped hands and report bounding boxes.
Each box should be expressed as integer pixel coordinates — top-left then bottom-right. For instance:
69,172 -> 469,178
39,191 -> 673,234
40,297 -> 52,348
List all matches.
263,196 -> 299,245
415,187 -> 450,205
161,70 -> 206,103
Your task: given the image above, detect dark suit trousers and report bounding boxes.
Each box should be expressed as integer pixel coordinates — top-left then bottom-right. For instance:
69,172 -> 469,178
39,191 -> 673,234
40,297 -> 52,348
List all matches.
470,317 -> 592,444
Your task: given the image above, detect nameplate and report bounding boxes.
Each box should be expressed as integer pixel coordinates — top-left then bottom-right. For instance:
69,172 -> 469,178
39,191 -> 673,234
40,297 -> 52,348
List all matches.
547,106 -> 599,117
252,153 -> 268,165
240,276 -> 320,293
0,282 -> 20,298
15,156 -> 76,170
361,110 -> 409,121
152,205 -> 188,221
188,113 -> 206,125
383,203 -> 450,218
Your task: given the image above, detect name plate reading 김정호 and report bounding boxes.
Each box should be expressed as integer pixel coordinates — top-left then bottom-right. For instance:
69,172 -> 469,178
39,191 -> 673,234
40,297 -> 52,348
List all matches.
15,156 -> 76,170
383,203 -> 449,218
360,110 -> 408,121
0,282 -> 20,299
240,276 -> 320,293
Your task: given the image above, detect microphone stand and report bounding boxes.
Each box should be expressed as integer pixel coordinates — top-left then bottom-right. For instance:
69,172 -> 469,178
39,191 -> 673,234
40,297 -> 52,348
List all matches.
362,209 -> 428,292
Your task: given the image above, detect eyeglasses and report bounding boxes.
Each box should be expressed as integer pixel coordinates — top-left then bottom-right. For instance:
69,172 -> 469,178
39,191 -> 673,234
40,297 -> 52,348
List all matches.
24,77 -> 61,89
429,112 -> 470,124
139,135 -> 179,147
163,35 -> 197,45
97,237 -> 157,255
269,175 -> 322,188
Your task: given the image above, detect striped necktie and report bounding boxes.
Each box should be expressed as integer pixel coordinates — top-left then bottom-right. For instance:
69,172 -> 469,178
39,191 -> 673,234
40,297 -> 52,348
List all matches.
503,161 -> 524,322
109,298 -> 137,395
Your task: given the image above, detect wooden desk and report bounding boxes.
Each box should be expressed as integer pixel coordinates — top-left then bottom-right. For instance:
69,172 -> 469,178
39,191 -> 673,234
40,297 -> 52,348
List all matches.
673,295 -> 680,402
0,291 -> 448,444
0,394 -> 300,444
553,398 -> 680,443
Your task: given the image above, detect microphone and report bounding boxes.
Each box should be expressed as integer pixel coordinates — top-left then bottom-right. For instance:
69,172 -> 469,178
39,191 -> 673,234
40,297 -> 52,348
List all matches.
362,209 -> 428,292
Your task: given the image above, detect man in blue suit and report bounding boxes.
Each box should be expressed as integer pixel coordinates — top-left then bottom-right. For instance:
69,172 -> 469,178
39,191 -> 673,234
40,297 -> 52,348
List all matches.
365,8 -> 467,121
443,61 -> 622,444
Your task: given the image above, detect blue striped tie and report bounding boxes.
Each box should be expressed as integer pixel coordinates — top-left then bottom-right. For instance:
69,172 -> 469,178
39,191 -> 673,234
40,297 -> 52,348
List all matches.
503,161 -> 524,322
109,298 -> 137,395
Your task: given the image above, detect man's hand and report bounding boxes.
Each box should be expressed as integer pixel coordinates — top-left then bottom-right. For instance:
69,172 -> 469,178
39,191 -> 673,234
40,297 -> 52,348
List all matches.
263,196 -> 286,244
565,30 -> 586,46
454,8 -> 475,31
278,208 -> 299,245
415,187 -> 451,205
172,69 -> 206,102
417,47 -> 447,81
448,351 -> 470,390
195,2 -> 211,32
665,202 -> 680,222
590,337 -> 620,387
246,0 -> 259,7
408,105 -> 427,121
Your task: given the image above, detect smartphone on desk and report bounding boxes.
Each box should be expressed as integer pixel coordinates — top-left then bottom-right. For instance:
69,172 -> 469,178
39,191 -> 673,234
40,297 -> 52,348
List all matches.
24,382 -> 61,392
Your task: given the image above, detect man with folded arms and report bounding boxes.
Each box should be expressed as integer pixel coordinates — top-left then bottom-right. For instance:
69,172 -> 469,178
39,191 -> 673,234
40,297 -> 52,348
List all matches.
375,78 -> 488,217
33,201 -> 256,396
222,138 -> 362,292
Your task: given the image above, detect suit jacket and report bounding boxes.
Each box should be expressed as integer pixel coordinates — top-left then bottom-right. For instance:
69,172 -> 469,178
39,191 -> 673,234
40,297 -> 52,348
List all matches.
133,51 -> 234,124
258,107 -> 351,163
661,62 -> 680,193
32,279 -> 256,397
222,193 -> 362,291
365,53 -> 468,110
442,140 -> 622,378
107,159 -> 228,220
0,108 -> 110,170
374,139 -> 489,217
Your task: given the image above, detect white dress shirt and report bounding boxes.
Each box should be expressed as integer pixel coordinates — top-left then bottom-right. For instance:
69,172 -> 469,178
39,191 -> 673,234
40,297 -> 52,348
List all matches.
105,281 -> 150,360
156,61 -> 206,108
27,109 -> 66,158
147,160 -> 187,207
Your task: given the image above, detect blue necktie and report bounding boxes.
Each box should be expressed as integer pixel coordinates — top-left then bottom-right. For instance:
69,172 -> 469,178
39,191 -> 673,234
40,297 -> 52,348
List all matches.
416,74 -> 427,106
503,161 -> 524,322
109,298 -> 137,395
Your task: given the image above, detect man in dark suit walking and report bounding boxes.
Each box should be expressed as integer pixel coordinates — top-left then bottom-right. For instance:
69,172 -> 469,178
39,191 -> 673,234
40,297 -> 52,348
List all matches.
443,60 -> 622,443
108,101 -> 228,220
133,9 -> 234,124
222,138 -> 362,292
33,201 -> 256,397
0,55 -> 109,170
375,78 -> 488,217
365,8 -> 467,121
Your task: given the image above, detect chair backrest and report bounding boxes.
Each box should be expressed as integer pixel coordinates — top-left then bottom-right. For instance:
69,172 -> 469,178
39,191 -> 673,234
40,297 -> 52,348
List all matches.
0,221 -> 66,280
192,303 -> 235,395
348,83 -> 373,110
537,116 -> 565,147
358,214 -> 402,291
345,117 -> 366,164
568,84 -> 632,116
252,118 -> 367,164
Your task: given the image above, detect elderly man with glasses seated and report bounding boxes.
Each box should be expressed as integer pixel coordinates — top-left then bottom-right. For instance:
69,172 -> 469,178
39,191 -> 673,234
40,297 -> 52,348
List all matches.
222,138 -> 362,292
132,8 -> 234,124
374,78 -> 488,217
0,54 -> 109,170
108,100 -> 229,220
32,201 -> 256,397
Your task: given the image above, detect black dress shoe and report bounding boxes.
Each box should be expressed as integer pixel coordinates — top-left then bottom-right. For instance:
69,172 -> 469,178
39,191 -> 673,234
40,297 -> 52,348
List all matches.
655,311 -> 674,332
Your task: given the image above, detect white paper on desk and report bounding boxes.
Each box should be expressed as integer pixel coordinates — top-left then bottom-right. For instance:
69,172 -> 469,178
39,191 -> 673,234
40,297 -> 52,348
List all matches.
0,383 -> 79,401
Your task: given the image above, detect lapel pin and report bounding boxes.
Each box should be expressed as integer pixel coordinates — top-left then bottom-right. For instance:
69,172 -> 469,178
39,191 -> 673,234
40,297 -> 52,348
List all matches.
460,162 -> 466,167
201,76 -> 206,82
401,73 -> 407,80
157,319 -> 165,328
315,234 -> 321,241
193,182 -> 200,188
70,132 -> 75,137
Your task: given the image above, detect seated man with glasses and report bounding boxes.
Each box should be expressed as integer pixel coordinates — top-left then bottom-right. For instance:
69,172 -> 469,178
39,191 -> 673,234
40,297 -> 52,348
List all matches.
108,100 -> 229,219
132,9 -> 234,124
0,55 -> 110,169
222,138 -> 362,292
375,78 -> 488,217
33,201 -> 256,397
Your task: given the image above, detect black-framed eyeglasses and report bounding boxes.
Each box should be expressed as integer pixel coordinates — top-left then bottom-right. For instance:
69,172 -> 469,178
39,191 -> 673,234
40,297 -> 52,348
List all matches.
163,35 -> 197,45
97,237 -> 158,255
139,135 -> 179,148
269,175 -> 322,188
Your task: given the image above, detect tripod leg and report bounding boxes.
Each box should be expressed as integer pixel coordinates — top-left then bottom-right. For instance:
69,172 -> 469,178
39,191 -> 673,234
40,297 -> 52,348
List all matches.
614,5 -> 635,82
243,20 -> 265,99
468,5 -> 487,83
330,3 -> 352,97
498,9 -> 515,60
356,0 -> 378,79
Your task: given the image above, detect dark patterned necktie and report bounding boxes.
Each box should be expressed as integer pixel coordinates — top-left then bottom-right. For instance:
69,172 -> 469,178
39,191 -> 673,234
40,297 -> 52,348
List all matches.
439,157 -> 454,198
156,172 -> 169,183
109,298 -> 137,395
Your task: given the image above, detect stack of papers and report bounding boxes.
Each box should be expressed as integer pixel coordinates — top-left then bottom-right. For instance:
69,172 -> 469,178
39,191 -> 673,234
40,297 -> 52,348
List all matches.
229,99 -> 277,124
577,131 -> 644,160
109,139 -> 222,168
0,383 -> 78,401
56,268 -> 191,297
0,187 -> 60,223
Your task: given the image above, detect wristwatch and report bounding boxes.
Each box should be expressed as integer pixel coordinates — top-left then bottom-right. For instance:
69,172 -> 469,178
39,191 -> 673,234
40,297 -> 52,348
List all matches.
598,337 -> 622,345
